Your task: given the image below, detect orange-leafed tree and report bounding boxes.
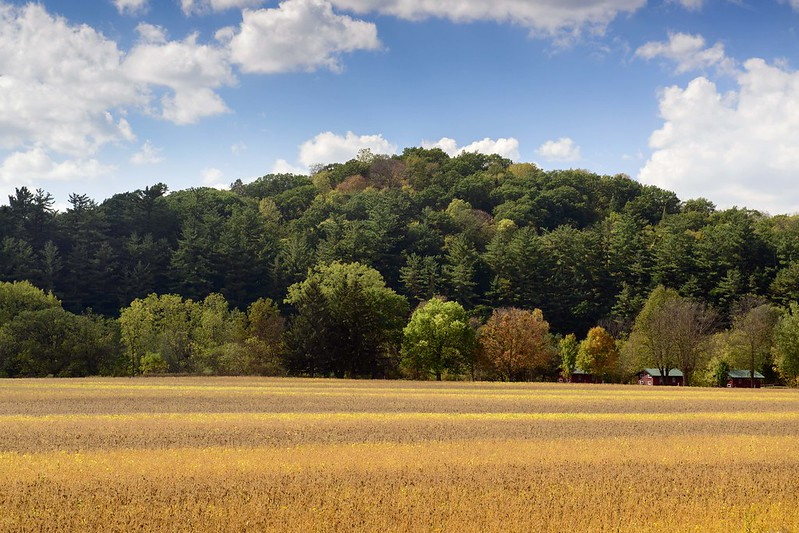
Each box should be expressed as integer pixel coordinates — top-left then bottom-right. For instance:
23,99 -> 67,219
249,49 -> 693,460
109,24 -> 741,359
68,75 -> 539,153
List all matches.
478,307 -> 553,381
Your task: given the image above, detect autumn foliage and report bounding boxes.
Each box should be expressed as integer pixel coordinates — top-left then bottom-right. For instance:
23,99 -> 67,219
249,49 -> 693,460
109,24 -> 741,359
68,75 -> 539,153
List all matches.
478,307 -> 552,381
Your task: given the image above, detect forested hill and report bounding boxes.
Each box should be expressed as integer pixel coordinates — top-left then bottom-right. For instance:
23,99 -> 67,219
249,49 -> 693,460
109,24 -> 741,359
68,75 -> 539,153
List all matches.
1,147 -> 796,335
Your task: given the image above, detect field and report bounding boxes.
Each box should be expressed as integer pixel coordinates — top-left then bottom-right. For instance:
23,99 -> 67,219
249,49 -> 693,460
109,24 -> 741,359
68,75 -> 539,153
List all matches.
1,379 -> 798,531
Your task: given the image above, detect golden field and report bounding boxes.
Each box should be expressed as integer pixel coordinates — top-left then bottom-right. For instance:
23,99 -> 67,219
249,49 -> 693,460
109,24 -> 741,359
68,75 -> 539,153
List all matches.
1,378 -> 798,531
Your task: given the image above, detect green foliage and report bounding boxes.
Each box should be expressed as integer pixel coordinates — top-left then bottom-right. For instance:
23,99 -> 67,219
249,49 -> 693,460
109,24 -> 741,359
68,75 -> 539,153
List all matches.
773,303 -> 799,386
0,307 -> 118,377
559,333 -> 579,377
1,147 -> 798,380
402,297 -> 476,380
285,262 -> 408,378
0,280 -> 61,327
576,327 -> 619,378
140,352 -> 168,374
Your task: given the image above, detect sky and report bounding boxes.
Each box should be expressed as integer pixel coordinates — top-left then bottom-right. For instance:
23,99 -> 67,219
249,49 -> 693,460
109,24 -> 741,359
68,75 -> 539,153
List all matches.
1,0 -> 799,214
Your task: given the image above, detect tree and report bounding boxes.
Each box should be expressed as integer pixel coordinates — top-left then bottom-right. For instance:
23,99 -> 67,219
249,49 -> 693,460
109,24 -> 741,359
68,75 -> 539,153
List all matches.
0,307 -> 117,377
729,300 -> 778,387
627,286 -> 715,386
626,286 -> 680,380
399,254 -> 440,303
285,262 -> 408,378
442,235 -> 480,306
559,333 -> 579,379
478,308 -> 553,381
243,298 -> 285,375
402,297 -> 475,380
773,303 -> 799,386
0,280 -> 61,327
666,296 -> 716,386
576,327 -> 619,380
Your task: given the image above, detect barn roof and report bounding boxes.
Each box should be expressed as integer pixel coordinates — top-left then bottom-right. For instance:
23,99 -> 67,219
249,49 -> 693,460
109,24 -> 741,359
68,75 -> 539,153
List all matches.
641,368 -> 684,378
727,370 -> 765,379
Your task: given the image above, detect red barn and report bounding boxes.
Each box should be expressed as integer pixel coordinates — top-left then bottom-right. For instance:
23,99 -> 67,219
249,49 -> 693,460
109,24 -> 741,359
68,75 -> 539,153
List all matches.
638,368 -> 684,386
726,369 -> 765,388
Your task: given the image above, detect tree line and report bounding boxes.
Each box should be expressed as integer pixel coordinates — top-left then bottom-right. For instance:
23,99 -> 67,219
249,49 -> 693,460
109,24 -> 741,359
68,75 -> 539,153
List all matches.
2,147 -> 799,382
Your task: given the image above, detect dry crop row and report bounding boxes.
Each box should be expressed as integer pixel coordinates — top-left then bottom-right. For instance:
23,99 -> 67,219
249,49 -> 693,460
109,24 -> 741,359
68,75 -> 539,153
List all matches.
0,378 -> 797,531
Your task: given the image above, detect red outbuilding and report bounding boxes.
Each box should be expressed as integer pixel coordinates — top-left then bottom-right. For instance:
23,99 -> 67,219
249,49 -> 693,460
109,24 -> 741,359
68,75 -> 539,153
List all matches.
560,368 -> 595,383
638,368 -> 684,386
726,369 -> 765,388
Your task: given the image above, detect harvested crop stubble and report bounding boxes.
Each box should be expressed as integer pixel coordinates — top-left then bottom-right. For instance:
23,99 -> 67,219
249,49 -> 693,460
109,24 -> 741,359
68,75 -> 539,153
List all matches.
0,378 -> 798,532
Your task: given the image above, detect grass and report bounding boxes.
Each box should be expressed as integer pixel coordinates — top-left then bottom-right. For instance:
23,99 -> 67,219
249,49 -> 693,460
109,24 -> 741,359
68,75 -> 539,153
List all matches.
1,377 -> 798,531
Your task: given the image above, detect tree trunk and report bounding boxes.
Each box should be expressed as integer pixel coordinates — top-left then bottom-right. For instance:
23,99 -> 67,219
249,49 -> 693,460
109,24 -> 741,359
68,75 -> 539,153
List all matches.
436,371 -> 442,381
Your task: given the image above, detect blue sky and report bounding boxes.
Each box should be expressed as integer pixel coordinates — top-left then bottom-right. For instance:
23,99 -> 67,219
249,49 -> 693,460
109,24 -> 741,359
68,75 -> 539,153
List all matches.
1,0 -> 799,213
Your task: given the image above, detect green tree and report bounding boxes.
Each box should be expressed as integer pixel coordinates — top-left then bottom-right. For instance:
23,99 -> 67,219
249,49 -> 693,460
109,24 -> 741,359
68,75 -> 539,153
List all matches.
402,297 -> 475,381
443,235 -> 480,307
285,262 -> 408,378
728,300 -> 778,387
773,303 -> 799,386
559,333 -> 579,378
0,280 -> 61,327
576,327 -> 619,380
399,254 -> 440,303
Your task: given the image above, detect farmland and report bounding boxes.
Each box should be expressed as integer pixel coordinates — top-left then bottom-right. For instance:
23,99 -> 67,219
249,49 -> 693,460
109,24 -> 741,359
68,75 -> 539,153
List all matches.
1,378 -> 798,531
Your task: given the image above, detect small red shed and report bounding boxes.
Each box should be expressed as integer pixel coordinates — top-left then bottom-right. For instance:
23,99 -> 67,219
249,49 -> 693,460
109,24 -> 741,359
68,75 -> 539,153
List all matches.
560,368 -> 595,383
726,369 -> 765,388
638,368 -> 684,386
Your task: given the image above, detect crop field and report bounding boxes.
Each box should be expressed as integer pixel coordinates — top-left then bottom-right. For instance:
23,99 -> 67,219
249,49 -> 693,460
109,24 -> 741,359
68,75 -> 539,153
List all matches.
1,379 -> 798,532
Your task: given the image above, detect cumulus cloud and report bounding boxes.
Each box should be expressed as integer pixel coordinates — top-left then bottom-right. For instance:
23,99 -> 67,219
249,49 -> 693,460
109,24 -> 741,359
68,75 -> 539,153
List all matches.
636,32 -> 734,75
422,137 -> 521,160
536,137 -> 581,162
272,158 -> 309,174
123,32 -> 235,124
298,131 -> 398,167
135,22 -> 167,44
670,0 -> 704,10
230,0 -> 380,73
181,0 -> 265,16
0,147 -> 115,186
0,4 -> 142,156
201,167 -> 229,189
130,140 -> 163,165
113,0 -> 149,15
638,58 -> 799,214
330,0 -> 644,37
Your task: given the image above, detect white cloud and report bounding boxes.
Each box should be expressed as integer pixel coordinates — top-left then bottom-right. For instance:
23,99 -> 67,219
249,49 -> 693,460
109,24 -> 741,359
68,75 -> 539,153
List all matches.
330,0 -> 645,37
298,131 -> 397,167
272,158 -> 309,174
636,32 -> 734,75
670,0 -> 704,10
779,0 -> 799,11
422,137 -> 521,160
130,140 -> 163,165
181,0 -> 265,16
0,4 -> 142,157
231,142 -> 248,155
201,167 -> 229,189
113,0 -> 149,15
639,58 -> 799,214
536,137 -> 581,162
0,147 -> 115,186
230,0 -> 380,74
135,22 -> 167,44
123,32 -> 235,124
